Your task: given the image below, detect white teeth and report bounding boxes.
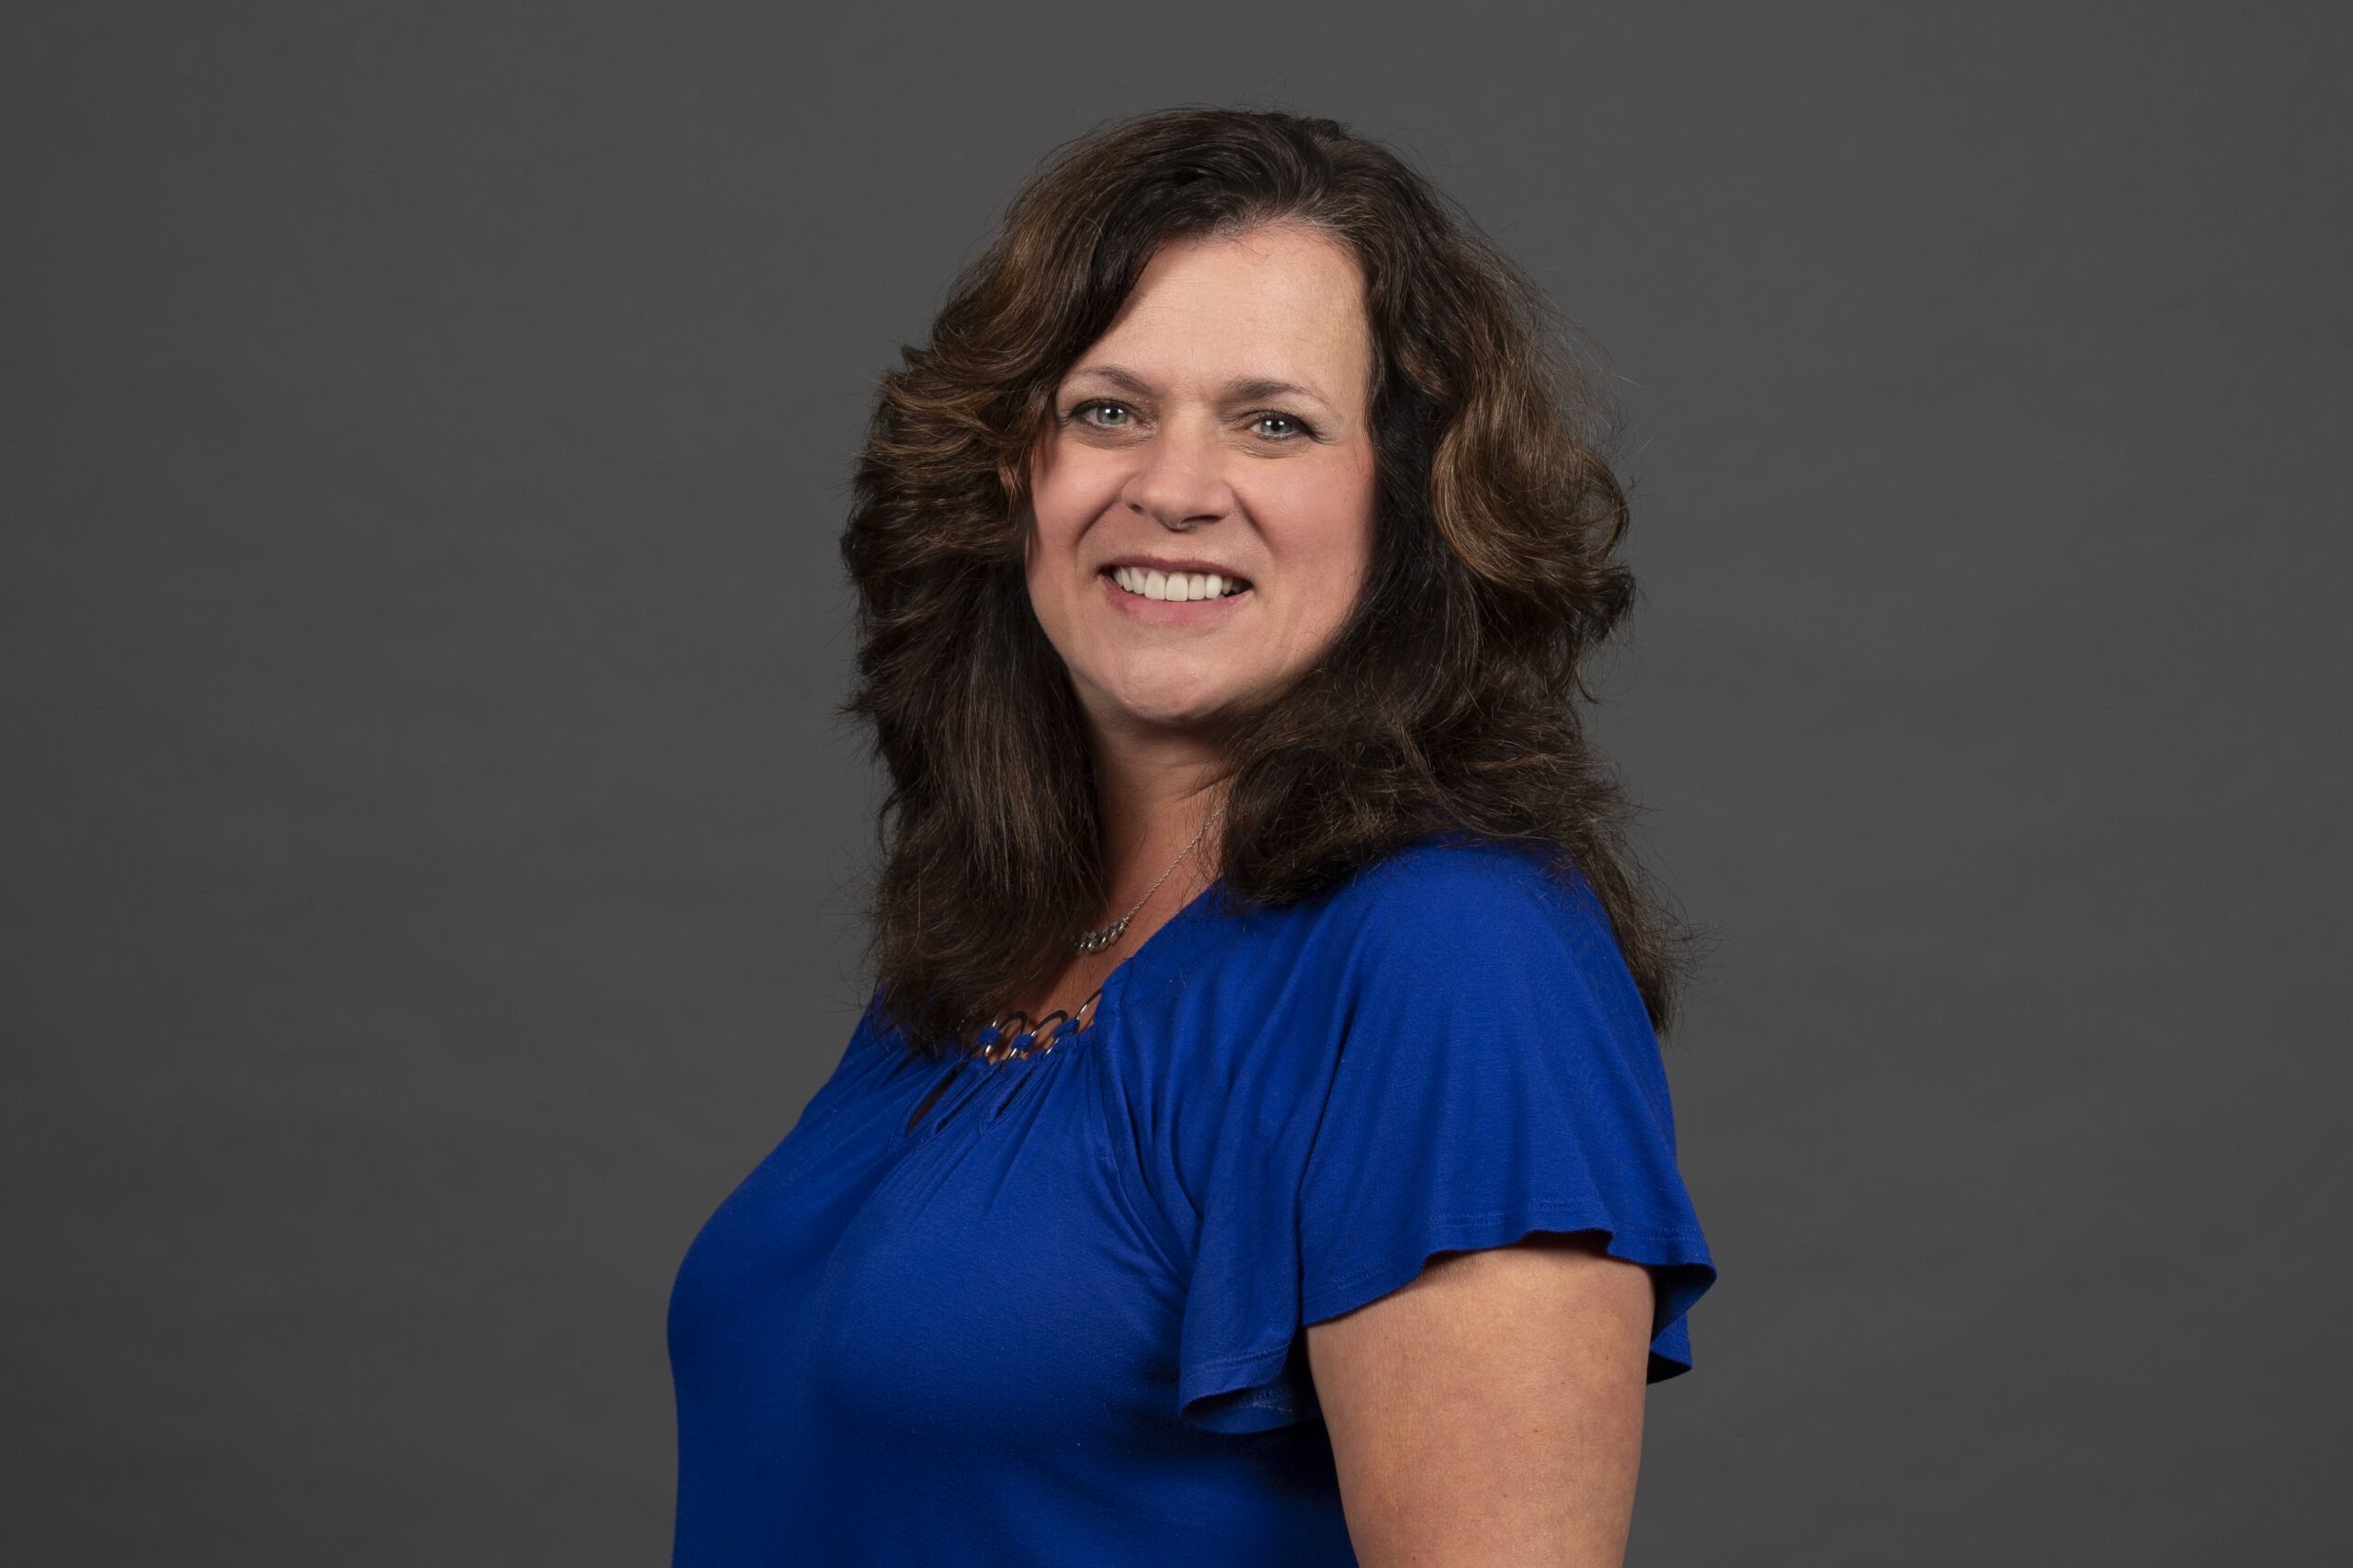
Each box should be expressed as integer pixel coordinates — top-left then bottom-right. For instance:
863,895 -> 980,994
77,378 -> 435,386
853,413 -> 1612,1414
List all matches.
1110,565 -> 1248,600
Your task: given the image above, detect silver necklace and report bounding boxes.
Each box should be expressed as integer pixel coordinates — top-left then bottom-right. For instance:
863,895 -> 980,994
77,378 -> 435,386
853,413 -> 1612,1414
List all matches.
1073,798 -> 1230,954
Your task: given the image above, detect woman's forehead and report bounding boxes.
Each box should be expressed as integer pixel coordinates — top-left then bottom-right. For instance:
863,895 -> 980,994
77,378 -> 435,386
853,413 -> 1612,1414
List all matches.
1065,227 -> 1372,405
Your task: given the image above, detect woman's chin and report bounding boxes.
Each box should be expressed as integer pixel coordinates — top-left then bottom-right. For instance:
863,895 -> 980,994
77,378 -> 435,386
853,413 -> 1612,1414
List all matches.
1096,680 -> 1244,736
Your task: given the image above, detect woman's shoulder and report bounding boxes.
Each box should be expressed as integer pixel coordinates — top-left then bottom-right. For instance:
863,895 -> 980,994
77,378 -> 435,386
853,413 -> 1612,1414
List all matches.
1313,831 -> 1610,960
1120,834 -> 1628,1056
1159,831 -> 1630,1050
1356,829 -> 1582,894
1173,831 -> 1615,978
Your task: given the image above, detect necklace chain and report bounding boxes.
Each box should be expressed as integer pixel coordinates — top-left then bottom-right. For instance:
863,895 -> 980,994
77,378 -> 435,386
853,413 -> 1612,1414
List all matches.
1073,797 -> 1230,954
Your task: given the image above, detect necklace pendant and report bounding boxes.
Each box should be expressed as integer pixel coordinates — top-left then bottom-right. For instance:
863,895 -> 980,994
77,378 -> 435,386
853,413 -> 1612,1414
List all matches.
1074,914 -> 1131,954
1070,798 -> 1227,957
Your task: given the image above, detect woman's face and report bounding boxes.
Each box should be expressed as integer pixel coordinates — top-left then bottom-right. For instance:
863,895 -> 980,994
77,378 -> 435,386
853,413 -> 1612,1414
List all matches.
1025,221 -> 1379,743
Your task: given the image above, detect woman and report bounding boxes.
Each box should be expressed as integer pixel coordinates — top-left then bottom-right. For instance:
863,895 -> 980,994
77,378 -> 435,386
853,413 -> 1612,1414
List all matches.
667,106 -> 1718,1566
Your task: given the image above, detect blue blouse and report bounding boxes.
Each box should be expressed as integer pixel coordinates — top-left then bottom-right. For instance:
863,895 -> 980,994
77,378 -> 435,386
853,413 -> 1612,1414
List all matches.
665,834 -> 1717,1564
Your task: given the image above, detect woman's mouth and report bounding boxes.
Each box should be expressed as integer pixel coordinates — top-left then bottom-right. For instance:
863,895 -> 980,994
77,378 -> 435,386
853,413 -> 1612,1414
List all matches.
1097,565 -> 1253,624
1102,564 -> 1252,602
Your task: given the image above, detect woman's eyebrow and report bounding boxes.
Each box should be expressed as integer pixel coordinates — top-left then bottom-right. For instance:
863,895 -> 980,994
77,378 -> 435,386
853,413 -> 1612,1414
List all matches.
1065,363 -> 1335,412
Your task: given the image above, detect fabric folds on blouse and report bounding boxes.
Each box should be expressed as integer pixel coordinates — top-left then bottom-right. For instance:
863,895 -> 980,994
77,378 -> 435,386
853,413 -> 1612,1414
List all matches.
666,834 -> 1718,1566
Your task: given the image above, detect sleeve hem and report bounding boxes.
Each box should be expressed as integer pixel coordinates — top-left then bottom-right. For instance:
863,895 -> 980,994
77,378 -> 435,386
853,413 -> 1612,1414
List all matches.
1303,1207 -> 1713,1327
1177,1207 -> 1716,1431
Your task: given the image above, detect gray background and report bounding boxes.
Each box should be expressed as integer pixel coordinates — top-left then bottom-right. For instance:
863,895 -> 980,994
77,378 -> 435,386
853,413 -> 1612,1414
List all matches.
6,4 -> 2345,1563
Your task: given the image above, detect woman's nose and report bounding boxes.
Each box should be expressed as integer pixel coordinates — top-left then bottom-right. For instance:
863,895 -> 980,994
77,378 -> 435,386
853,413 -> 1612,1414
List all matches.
1122,416 -> 1233,530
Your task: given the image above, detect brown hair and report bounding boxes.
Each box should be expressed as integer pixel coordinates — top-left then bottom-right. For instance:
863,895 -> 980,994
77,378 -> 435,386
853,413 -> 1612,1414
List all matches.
838,104 -> 1710,1058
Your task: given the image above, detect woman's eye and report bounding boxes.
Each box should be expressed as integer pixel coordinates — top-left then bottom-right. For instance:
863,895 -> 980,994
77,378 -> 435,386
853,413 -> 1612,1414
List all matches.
1068,402 -> 1311,441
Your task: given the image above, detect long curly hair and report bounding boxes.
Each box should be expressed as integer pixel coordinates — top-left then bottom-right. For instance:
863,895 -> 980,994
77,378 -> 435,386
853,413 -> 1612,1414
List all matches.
837,104 -> 1709,1058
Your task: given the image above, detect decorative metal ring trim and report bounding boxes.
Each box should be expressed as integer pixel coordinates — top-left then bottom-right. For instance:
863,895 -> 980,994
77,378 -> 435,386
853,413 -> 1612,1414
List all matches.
967,983 -> 1108,1064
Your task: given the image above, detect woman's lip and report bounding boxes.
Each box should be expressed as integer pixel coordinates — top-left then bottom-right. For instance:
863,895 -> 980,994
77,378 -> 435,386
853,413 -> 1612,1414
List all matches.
1097,567 -> 1251,624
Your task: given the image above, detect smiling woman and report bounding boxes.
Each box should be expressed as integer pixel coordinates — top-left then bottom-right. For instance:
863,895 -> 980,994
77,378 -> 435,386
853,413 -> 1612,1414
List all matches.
1028,222 -> 1379,731
666,105 -> 1719,1567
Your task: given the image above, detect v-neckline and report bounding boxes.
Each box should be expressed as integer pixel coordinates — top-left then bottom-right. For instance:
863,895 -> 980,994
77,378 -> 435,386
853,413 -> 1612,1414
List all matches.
893,873 -> 1232,1139
988,870 -> 1229,1052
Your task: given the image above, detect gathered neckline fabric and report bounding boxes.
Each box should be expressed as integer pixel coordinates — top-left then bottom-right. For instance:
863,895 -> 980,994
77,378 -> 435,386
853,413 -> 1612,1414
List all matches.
891,873 -> 1233,1142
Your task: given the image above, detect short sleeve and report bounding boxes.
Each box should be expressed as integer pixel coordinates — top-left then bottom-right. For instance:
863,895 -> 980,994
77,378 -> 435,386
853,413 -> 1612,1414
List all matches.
1173,846 -> 1718,1434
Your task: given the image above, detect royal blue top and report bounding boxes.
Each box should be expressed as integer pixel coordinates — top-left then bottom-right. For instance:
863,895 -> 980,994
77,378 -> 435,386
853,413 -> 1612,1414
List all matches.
665,834 -> 1717,1565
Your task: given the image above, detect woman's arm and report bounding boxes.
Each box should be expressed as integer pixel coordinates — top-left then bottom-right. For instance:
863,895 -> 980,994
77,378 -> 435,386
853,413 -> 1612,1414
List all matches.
1305,1232 -> 1656,1567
